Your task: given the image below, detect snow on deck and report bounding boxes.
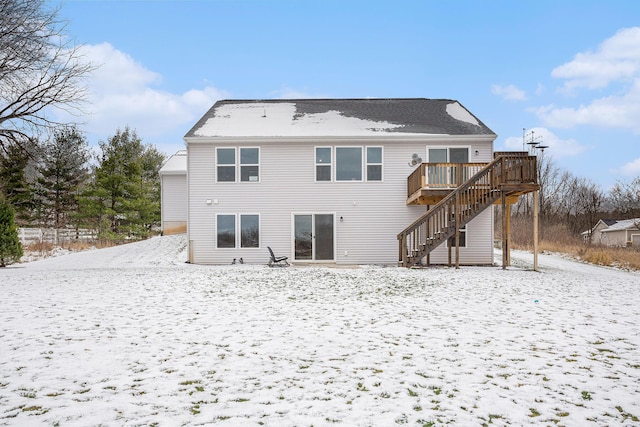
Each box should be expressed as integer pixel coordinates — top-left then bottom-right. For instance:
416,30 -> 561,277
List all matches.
1,235 -> 639,425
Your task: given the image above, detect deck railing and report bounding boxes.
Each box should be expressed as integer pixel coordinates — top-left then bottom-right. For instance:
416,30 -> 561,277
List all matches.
407,163 -> 487,197
398,153 -> 537,267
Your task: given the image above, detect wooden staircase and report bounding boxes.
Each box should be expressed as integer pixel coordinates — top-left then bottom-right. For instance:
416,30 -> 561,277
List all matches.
398,152 -> 539,267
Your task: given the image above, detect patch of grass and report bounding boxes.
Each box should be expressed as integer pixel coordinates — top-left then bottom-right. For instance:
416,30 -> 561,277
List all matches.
407,388 -> 418,397
356,383 -> 369,392
529,408 -> 541,417
488,414 -> 504,422
616,406 -> 640,422
581,391 -> 593,401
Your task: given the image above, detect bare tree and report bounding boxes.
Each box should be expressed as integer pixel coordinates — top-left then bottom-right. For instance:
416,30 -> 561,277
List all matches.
0,0 -> 93,151
573,178 -> 605,239
610,177 -> 640,225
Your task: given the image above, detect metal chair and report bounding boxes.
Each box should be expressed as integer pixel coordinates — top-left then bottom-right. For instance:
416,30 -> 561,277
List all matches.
267,247 -> 289,267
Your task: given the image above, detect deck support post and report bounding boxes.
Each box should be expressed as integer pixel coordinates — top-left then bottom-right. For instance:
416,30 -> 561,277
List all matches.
455,193 -> 460,269
533,190 -> 539,272
505,202 -> 511,267
502,191 -> 508,269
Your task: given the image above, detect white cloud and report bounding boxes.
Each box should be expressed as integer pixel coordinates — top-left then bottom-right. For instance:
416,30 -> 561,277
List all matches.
534,80 -> 640,131
501,127 -> 588,159
616,157 -> 640,177
536,27 -> 640,133
491,84 -> 527,101
552,27 -> 640,91
59,42 -> 228,146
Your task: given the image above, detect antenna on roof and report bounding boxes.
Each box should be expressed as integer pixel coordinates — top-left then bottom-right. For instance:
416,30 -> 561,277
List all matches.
262,108 -> 267,118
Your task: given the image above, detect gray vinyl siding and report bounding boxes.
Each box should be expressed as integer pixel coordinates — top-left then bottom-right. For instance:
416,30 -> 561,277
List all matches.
187,138 -> 494,265
160,174 -> 187,234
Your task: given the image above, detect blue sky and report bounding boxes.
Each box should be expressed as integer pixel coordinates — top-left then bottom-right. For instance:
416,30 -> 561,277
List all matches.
55,0 -> 640,189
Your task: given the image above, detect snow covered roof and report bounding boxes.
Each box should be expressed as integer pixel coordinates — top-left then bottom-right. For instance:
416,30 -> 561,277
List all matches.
158,150 -> 186,175
184,98 -> 496,138
602,218 -> 640,232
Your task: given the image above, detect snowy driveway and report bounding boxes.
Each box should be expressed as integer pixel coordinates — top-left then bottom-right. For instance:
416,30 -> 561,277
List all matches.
1,235 -> 639,425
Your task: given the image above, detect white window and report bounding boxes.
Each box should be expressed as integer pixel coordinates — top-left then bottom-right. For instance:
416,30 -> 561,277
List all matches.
216,147 -> 260,183
240,148 -> 260,182
336,147 -> 362,181
447,225 -> 467,248
216,214 -> 260,249
366,146 -> 383,181
240,214 -> 260,248
315,147 -> 332,182
216,214 -> 235,248
216,148 -> 236,182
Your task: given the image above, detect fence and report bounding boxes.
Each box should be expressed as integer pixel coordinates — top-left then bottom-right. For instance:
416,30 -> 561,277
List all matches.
18,228 -> 98,245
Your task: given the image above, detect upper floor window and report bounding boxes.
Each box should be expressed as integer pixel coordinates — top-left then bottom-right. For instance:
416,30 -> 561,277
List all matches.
366,147 -> 383,181
216,148 -> 236,182
336,147 -> 362,181
216,147 -> 260,182
240,148 -> 260,182
317,146 -> 384,182
315,147 -> 331,182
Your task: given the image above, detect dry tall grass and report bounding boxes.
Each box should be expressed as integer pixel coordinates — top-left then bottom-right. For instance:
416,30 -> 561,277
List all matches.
503,216 -> 640,271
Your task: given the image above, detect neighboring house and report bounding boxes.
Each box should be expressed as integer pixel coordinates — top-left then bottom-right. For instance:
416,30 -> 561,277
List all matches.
183,98 -> 534,266
158,150 -> 187,235
584,218 -> 640,247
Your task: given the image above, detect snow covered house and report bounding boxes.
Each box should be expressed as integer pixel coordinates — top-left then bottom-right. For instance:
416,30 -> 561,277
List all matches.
158,150 -> 187,235
585,218 -> 640,247
183,98 -> 539,266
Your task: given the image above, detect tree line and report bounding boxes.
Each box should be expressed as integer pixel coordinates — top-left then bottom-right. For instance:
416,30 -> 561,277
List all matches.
1,1 -> 166,266
0,126 -> 165,241
509,153 -> 640,243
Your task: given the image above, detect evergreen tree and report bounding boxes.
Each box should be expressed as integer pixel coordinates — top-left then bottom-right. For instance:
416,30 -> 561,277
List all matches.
35,126 -> 90,233
0,143 -> 35,225
0,197 -> 23,267
78,127 -> 164,240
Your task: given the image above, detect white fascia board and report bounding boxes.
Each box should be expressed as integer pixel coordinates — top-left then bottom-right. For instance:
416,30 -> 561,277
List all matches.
184,134 -> 497,146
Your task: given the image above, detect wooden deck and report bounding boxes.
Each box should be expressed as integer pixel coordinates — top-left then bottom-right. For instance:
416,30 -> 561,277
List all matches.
398,152 -> 540,268
406,152 -> 539,205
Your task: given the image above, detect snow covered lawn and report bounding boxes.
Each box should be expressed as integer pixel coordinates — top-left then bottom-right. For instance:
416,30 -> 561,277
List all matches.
1,235 -> 639,426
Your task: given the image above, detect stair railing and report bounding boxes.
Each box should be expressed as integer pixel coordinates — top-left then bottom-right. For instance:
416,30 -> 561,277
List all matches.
398,153 -> 536,267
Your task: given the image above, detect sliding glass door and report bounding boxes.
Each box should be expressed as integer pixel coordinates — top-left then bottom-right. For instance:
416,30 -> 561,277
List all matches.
293,214 -> 334,261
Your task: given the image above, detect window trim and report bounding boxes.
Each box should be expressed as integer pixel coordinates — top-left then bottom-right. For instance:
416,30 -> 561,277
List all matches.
365,146 -> 383,182
335,146 -> 363,182
315,146 -> 332,182
216,213 -> 261,249
240,213 -> 261,248
240,147 -> 260,183
447,224 -> 467,248
426,146 -> 471,163
216,214 -> 236,249
216,147 -> 237,183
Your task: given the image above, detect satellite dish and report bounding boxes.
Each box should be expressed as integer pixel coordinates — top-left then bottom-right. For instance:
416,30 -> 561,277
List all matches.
408,153 -> 422,166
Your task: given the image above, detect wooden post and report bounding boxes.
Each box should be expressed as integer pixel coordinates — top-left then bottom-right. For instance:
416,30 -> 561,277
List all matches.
455,194 -> 460,269
533,190 -> 539,272
502,192 -> 508,269
505,203 -> 511,267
